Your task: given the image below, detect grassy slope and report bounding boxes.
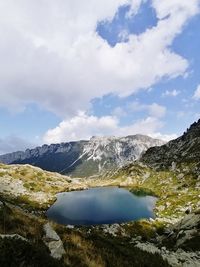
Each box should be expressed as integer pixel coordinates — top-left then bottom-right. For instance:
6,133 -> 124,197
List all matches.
112,162 -> 200,220
0,162 -> 199,266
0,203 -> 170,267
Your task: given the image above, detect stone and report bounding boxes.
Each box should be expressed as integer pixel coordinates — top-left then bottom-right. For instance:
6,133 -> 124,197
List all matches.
43,223 -> 65,259
0,234 -> 27,242
66,225 -> 74,229
178,214 -> 200,230
157,205 -> 165,212
48,240 -> 65,260
171,162 -> 176,171
135,240 -> 200,267
176,229 -> 198,247
185,207 -> 192,214
103,224 -> 121,236
43,223 -> 60,241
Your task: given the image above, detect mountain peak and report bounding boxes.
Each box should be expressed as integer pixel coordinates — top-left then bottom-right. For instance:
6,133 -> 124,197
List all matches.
182,118 -> 200,140
0,134 -> 164,177
141,118 -> 200,169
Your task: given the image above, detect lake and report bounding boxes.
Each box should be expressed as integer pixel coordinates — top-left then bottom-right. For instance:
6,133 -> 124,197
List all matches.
46,187 -> 157,226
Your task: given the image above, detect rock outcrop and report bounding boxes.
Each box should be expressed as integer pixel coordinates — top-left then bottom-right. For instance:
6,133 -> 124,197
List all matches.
43,223 -> 65,260
141,119 -> 200,170
162,211 -> 200,251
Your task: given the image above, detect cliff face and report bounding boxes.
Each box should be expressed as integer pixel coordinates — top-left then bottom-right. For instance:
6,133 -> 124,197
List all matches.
0,135 -> 164,177
141,119 -> 200,169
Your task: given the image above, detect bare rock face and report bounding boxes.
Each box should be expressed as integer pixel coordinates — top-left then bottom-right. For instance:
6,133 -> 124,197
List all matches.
161,212 -> 200,251
141,119 -> 200,169
43,223 -> 65,260
134,212 -> 200,267
0,134 -> 164,177
177,213 -> 200,231
135,241 -> 200,267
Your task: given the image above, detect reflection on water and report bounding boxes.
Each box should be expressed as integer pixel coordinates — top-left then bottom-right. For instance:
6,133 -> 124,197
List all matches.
47,187 -> 157,226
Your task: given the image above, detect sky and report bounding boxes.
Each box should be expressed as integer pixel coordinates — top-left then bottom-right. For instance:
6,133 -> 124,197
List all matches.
0,0 -> 200,154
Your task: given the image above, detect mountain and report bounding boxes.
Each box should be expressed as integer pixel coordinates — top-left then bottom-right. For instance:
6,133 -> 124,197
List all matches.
0,121 -> 200,267
0,134 -> 164,177
109,119 -> 200,224
141,119 -> 200,170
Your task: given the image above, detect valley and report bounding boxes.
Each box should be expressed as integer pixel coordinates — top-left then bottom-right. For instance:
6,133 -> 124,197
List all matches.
0,120 -> 200,266
1,1 -> 200,266
0,135 -> 164,177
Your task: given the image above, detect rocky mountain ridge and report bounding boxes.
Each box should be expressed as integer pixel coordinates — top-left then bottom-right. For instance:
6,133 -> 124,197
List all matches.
0,119 -> 200,266
0,134 -> 164,177
141,119 -> 200,170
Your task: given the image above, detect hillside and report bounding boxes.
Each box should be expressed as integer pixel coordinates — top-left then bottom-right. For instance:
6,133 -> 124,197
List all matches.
0,120 -> 200,266
0,135 -> 164,177
141,119 -> 200,171
0,163 -> 200,267
111,119 -> 200,220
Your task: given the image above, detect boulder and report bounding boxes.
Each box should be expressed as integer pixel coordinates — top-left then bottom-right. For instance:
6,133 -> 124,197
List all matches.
43,223 -> 65,260
176,229 -> 198,247
176,213 -> 200,231
43,223 -> 60,241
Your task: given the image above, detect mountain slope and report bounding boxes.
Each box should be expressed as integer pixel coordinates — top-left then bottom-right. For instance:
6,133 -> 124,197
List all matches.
0,163 -> 199,267
0,135 -> 164,177
141,119 -> 200,170
108,119 -> 200,220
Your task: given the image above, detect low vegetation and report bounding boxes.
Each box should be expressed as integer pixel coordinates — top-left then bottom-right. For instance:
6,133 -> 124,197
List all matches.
111,162 -> 200,220
0,202 -> 171,267
0,160 -> 199,266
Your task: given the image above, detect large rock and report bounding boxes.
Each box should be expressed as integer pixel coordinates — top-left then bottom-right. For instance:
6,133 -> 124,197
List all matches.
161,212 -> 200,250
135,241 -> 200,266
176,213 -> 200,230
43,223 -> 65,260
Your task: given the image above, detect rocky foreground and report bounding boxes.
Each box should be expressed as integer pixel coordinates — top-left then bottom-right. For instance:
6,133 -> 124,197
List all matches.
0,162 -> 200,267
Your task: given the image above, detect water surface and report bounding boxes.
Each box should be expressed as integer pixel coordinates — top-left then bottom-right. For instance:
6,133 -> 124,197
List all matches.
47,187 -> 156,226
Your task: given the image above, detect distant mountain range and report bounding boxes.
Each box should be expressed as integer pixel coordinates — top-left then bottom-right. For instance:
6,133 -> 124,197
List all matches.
0,134 -> 164,177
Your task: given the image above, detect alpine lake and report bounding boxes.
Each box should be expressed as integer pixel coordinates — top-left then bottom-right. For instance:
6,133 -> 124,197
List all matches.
47,187 -> 157,225
47,187 -> 157,226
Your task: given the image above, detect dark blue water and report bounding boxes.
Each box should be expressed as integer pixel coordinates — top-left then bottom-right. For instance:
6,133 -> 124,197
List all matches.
46,187 -> 157,226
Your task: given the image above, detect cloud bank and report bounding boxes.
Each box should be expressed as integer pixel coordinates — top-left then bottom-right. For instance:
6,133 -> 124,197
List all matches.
0,0 -> 199,117
0,0 -> 199,148
44,112 -> 177,144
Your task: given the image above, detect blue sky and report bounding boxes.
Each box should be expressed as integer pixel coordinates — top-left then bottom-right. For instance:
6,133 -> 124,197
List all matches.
0,0 -> 200,154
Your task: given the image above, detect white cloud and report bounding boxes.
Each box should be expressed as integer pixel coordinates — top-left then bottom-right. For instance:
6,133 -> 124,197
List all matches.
148,103 -> 166,118
162,89 -> 180,97
129,101 -> 166,118
112,107 -> 127,117
43,113 -> 175,144
0,0 -> 198,116
44,113 -> 119,143
149,133 -> 178,142
152,0 -> 199,19
193,84 -> 200,100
